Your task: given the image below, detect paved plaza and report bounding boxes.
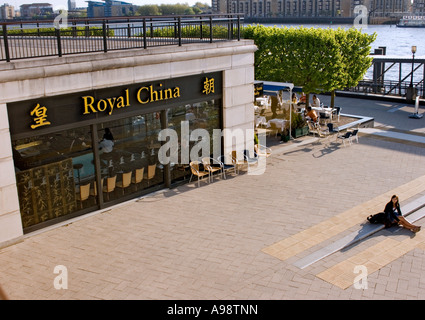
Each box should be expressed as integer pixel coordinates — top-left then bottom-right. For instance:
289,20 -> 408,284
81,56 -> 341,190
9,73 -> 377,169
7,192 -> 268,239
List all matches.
1,95 -> 425,300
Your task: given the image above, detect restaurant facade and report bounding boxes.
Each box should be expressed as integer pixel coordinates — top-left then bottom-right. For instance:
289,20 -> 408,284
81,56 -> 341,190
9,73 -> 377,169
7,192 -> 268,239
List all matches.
0,40 -> 257,247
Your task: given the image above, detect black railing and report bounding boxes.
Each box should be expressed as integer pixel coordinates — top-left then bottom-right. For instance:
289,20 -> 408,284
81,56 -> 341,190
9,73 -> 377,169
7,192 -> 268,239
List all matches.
0,14 -> 244,62
345,79 -> 424,99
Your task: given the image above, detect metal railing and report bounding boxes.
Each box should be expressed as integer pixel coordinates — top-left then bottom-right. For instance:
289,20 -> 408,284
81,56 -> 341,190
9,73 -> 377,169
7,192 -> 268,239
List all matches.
345,79 -> 424,99
0,14 -> 244,62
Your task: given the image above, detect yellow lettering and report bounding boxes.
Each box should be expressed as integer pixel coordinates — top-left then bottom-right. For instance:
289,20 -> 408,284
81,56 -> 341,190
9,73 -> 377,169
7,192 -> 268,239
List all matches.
150,85 -> 158,102
164,88 -> 172,100
137,87 -> 149,104
97,100 -> 107,112
107,97 -> 116,115
116,96 -> 124,108
173,87 -> 180,98
125,89 -> 130,106
82,96 -> 96,114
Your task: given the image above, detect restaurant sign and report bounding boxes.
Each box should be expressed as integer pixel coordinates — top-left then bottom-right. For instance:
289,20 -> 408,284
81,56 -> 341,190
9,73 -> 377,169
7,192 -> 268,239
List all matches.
8,72 -> 221,137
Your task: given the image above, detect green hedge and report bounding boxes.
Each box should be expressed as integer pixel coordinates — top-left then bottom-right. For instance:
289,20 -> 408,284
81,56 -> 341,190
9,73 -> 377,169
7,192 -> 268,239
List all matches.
1,27 -> 114,37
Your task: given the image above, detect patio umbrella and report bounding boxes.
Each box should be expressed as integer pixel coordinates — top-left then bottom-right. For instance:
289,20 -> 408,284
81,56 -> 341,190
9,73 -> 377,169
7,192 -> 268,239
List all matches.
260,81 -> 294,139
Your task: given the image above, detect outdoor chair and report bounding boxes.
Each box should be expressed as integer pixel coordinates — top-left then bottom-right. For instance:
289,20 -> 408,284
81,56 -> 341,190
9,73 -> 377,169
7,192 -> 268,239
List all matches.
202,157 -> 223,181
307,121 -> 319,137
217,155 -> 237,177
189,161 -> 210,187
231,150 -> 247,174
243,149 -> 259,169
335,107 -> 341,122
349,129 -> 359,143
254,144 -> 272,158
336,131 -> 353,147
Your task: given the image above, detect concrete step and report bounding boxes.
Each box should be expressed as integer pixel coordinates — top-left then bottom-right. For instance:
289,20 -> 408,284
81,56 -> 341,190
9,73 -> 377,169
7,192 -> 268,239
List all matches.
293,194 -> 425,269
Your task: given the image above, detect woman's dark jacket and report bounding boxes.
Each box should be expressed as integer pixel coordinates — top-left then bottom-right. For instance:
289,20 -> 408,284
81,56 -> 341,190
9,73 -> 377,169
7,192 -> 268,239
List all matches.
384,201 -> 402,222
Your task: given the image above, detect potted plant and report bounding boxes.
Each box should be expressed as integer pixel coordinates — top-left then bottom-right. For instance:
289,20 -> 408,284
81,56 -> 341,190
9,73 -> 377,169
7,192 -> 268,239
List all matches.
280,121 -> 290,142
291,111 -> 309,138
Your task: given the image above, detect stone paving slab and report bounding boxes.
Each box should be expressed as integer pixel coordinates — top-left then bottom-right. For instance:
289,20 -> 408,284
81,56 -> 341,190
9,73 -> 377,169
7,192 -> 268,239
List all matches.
1,95 -> 425,300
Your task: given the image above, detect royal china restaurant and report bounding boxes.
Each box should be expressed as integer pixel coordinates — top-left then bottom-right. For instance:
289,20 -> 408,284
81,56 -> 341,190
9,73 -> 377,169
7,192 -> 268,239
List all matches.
0,40 -> 257,247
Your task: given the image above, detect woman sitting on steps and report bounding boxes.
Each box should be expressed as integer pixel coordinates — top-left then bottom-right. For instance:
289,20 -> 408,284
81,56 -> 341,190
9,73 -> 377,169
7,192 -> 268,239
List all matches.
385,195 -> 421,233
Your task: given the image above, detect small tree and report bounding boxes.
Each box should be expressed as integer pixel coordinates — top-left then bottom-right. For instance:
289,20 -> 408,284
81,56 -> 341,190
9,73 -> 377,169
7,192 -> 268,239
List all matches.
330,27 -> 376,107
243,25 -> 376,106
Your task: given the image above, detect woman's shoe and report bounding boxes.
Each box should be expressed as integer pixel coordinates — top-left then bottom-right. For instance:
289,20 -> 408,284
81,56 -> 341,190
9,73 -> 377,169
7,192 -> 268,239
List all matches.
412,226 -> 421,233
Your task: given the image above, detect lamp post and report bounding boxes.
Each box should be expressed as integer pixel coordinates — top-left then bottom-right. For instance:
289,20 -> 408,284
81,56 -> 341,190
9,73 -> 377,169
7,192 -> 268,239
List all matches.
406,46 -> 417,103
408,46 -> 422,118
410,45 -> 416,87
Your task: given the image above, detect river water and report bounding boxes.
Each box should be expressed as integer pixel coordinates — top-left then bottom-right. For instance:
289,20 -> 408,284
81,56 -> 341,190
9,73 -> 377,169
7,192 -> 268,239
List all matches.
260,23 -> 425,82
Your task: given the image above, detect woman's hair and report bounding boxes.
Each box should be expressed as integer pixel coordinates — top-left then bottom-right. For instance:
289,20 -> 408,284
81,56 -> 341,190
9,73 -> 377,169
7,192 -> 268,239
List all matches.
391,195 -> 399,204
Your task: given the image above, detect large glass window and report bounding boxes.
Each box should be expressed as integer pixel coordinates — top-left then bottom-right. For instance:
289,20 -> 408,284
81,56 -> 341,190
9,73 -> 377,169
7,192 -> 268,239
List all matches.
167,99 -> 221,185
97,111 -> 165,203
12,99 -> 221,231
12,125 -> 95,229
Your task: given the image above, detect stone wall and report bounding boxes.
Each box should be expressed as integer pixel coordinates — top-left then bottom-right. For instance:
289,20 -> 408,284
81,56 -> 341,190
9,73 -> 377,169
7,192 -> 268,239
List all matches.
0,40 -> 257,247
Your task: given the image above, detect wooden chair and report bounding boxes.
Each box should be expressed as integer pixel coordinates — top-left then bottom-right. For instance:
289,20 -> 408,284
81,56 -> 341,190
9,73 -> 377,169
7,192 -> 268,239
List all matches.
76,182 -> 91,209
189,161 -> 210,187
131,167 -> 144,190
144,164 -> 156,186
102,175 -> 117,200
116,171 -> 132,195
202,157 -> 223,181
89,178 -> 104,203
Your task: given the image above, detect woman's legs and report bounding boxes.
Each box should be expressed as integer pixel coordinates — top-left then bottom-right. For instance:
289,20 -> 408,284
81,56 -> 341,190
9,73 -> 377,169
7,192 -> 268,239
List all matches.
397,216 -> 421,232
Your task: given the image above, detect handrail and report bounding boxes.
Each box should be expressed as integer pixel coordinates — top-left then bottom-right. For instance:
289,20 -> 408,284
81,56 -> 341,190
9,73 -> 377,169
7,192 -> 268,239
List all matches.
0,14 -> 244,62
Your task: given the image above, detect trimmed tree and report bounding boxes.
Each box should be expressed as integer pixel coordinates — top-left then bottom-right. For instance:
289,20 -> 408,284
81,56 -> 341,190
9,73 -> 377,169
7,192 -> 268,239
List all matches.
243,25 -> 376,106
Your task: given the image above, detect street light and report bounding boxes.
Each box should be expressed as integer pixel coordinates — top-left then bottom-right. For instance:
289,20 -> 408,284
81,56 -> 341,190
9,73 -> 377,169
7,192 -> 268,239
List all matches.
410,45 -> 416,86
408,45 -> 422,118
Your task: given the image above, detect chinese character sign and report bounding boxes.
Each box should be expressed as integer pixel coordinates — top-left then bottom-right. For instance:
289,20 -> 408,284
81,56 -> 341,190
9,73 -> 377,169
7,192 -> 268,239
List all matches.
202,77 -> 215,95
30,104 -> 51,129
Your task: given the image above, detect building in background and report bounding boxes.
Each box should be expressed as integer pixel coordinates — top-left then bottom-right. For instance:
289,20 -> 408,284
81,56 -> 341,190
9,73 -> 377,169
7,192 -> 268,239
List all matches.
412,0 -> 425,15
213,0 -> 412,20
0,3 -> 15,19
68,0 -> 77,11
19,3 -> 53,18
86,0 -> 136,17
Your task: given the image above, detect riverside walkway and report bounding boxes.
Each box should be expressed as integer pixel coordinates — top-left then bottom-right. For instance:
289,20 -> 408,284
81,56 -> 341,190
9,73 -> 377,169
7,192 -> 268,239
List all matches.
1,95 -> 425,300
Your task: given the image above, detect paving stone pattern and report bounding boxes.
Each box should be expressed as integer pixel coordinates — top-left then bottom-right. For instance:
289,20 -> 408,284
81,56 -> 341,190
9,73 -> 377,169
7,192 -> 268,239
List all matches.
1,95 -> 425,300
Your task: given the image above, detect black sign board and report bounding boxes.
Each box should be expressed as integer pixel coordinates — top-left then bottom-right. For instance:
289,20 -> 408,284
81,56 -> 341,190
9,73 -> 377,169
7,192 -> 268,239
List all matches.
8,72 -> 222,138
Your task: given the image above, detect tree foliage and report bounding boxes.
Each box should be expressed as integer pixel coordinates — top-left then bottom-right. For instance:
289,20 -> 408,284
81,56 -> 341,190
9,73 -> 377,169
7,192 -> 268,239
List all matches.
136,3 -> 209,16
243,25 -> 376,96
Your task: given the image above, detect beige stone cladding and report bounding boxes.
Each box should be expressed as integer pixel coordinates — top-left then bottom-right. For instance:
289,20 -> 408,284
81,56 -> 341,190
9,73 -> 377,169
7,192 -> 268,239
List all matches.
0,40 -> 257,247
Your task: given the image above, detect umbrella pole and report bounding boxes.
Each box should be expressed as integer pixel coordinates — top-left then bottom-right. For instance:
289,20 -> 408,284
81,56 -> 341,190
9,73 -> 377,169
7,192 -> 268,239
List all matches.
289,89 -> 293,140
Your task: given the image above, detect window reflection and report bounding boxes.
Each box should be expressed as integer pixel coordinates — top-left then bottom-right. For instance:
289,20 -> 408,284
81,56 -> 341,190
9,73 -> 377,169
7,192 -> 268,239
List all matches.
97,111 -> 164,203
11,99 -> 221,230
167,99 -> 221,184
12,126 -> 95,229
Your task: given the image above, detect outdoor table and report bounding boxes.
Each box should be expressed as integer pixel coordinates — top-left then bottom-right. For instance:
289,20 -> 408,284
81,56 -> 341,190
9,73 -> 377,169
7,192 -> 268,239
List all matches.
267,118 -> 287,131
255,115 -> 267,128
312,107 -> 336,121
